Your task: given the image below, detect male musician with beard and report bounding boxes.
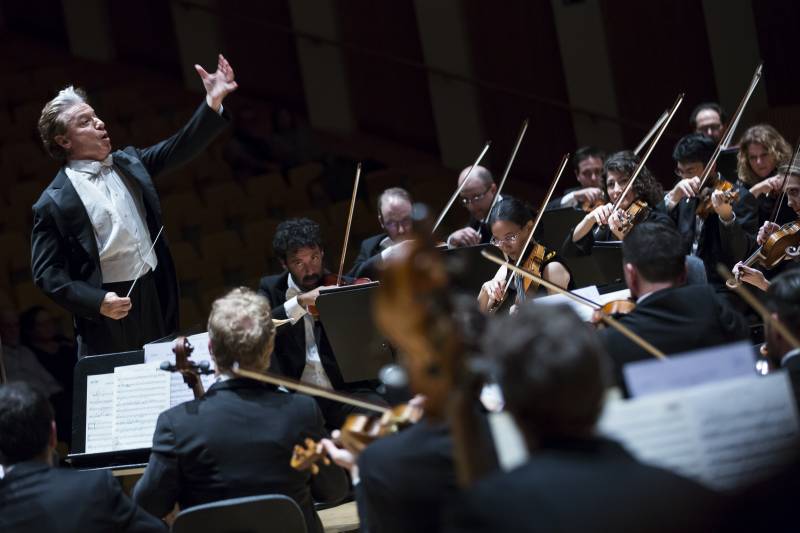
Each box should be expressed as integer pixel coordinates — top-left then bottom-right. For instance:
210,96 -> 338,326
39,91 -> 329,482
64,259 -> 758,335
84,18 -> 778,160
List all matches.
446,165 -> 498,248
546,146 -> 605,211
659,134 -> 758,286
762,270 -> 800,376
597,222 -> 749,388
133,288 -> 348,533
349,187 -> 415,279
258,218 -> 386,428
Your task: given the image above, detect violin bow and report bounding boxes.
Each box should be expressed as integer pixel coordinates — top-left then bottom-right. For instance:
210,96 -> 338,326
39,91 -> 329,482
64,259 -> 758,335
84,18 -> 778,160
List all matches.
481,250 -> 666,360
768,140 -> 800,224
484,118 -> 529,225
698,63 -> 763,191
432,141 -> 492,234
633,109 -> 668,156
721,63 -> 764,150
612,93 -> 684,212
492,153 -> 570,309
336,162 -> 362,286
717,265 -> 800,350
231,363 -> 390,413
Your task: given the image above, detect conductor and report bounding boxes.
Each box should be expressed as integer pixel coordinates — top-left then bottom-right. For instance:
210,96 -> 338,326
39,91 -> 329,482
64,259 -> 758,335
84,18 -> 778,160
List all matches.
31,55 -> 237,357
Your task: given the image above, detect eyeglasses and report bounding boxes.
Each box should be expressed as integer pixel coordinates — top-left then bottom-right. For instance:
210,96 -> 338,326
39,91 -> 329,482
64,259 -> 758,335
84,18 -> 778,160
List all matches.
460,187 -> 492,206
697,123 -> 722,133
490,231 -> 522,247
383,218 -> 413,232
674,167 -> 702,179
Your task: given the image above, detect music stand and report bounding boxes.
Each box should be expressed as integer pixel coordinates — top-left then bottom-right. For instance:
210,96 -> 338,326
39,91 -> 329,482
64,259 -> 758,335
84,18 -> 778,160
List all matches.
534,207 -> 584,251
440,243 -> 501,293
316,282 -> 394,383
568,241 -> 624,289
68,350 -> 150,470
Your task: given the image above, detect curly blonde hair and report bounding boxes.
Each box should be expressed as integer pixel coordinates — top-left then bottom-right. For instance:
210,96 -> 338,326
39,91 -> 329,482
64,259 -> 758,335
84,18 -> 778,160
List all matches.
208,287 -> 275,372
736,124 -> 791,186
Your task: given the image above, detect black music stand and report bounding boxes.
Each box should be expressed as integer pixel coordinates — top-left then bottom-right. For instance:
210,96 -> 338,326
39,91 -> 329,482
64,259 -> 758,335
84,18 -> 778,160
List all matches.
67,350 -> 150,470
534,207 -> 584,251
316,282 -> 394,383
568,241 -> 625,289
440,243 -> 501,293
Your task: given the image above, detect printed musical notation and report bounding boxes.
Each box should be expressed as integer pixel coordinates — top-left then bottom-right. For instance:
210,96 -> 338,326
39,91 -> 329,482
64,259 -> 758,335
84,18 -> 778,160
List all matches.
85,374 -> 114,453
111,363 -> 170,451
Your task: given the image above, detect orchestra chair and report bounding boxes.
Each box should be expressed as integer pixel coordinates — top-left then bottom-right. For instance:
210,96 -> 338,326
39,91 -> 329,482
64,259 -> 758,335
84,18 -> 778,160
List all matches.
171,494 -> 307,533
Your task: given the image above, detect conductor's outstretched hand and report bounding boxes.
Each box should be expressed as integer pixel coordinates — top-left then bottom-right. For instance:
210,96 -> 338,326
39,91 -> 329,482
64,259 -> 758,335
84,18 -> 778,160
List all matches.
195,54 -> 238,112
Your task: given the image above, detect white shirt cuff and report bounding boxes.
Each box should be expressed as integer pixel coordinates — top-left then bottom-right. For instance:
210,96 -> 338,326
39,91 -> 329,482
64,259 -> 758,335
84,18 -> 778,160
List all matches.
284,296 -> 307,323
663,192 -> 678,212
719,211 -> 736,226
561,191 -> 578,208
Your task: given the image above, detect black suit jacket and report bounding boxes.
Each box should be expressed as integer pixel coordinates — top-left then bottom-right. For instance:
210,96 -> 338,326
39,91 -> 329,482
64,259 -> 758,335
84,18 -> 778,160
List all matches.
349,233 -> 387,279
0,461 -> 165,533
658,181 -> 758,285
598,284 -> 749,387
133,378 -> 348,533
356,419 -> 457,533
257,271 -> 353,389
31,102 -> 229,344
445,437 -> 720,533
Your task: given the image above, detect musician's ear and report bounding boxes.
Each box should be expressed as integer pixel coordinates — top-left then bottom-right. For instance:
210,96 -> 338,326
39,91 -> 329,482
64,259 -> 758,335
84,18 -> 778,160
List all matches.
623,262 -> 638,295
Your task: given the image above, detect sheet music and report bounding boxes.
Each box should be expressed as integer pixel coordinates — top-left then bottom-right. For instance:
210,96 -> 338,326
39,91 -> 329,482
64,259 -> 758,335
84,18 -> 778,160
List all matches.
534,285 -> 601,321
111,363 -> 170,451
624,341 -> 757,397
85,373 -> 115,453
600,372 -> 800,490
144,332 -> 215,406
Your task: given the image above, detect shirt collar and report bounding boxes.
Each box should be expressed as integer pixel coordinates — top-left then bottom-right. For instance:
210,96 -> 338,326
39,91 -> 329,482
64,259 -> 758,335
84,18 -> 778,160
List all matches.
67,155 -> 113,176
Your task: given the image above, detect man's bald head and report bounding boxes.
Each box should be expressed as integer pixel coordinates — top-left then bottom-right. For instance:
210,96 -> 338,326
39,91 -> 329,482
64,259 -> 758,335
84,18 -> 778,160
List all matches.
458,165 -> 494,188
457,165 -> 497,220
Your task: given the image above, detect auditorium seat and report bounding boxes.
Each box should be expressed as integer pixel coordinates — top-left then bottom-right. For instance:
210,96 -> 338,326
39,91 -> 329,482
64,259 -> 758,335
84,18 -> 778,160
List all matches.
171,494 -> 306,533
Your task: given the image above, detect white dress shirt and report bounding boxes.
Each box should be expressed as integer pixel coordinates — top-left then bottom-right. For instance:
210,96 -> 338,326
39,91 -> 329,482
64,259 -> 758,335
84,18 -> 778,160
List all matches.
65,156 -> 156,283
284,275 -> 334,390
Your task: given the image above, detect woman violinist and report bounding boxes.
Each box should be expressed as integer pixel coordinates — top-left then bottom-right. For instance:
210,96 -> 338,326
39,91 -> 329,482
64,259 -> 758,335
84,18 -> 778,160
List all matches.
478,196 -> 573,312
736,125 -> 794,226
565,151 -> 669,256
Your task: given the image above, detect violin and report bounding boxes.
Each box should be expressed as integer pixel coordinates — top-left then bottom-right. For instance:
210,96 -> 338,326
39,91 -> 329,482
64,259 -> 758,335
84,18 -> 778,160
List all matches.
727,220 -> 800,288
581,196 -> 606,213
695,64 -> 762,218
518,243 -> 548,295
696,176 -> 740,219
290,403 -> 423,474
306,273 -> 372,318
159,336 -> 215,400
616,200 -> 651,234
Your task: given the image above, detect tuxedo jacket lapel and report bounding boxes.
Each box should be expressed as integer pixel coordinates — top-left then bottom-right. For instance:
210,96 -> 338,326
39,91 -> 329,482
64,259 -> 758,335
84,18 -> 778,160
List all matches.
113,151 -> 162,231
46,169 -> 99,261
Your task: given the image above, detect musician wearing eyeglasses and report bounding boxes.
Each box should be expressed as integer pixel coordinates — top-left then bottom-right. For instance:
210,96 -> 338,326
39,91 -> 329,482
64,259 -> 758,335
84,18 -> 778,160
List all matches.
546,146 -> 606,211
565,151 -> 670,256
349,187 -> 415,279
446,165 -> 499,248
690,102 -> 727,143
478,196 -> 572,313
659,134 -> 758,286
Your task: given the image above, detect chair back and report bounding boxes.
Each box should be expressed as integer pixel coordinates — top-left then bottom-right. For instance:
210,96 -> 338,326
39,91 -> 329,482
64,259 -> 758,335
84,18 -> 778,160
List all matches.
171,494 -> 307,533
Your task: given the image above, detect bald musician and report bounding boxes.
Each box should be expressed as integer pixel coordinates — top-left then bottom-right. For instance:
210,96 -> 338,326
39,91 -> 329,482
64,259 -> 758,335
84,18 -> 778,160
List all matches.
446,165 -> 498,248
445,304 -> 720,533
349,187 -> 415,279
133,288 -> 348,533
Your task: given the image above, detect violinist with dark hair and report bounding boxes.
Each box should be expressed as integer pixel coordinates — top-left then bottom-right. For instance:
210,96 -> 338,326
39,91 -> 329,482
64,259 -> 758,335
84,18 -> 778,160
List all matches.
660,133 -> 758,286
445,303 -> 721,533
257,217 -> 386,428
546,146 -> 605,211
597,222 -> 749,387
478,196 -> 572,313
565,151 -> 671,256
